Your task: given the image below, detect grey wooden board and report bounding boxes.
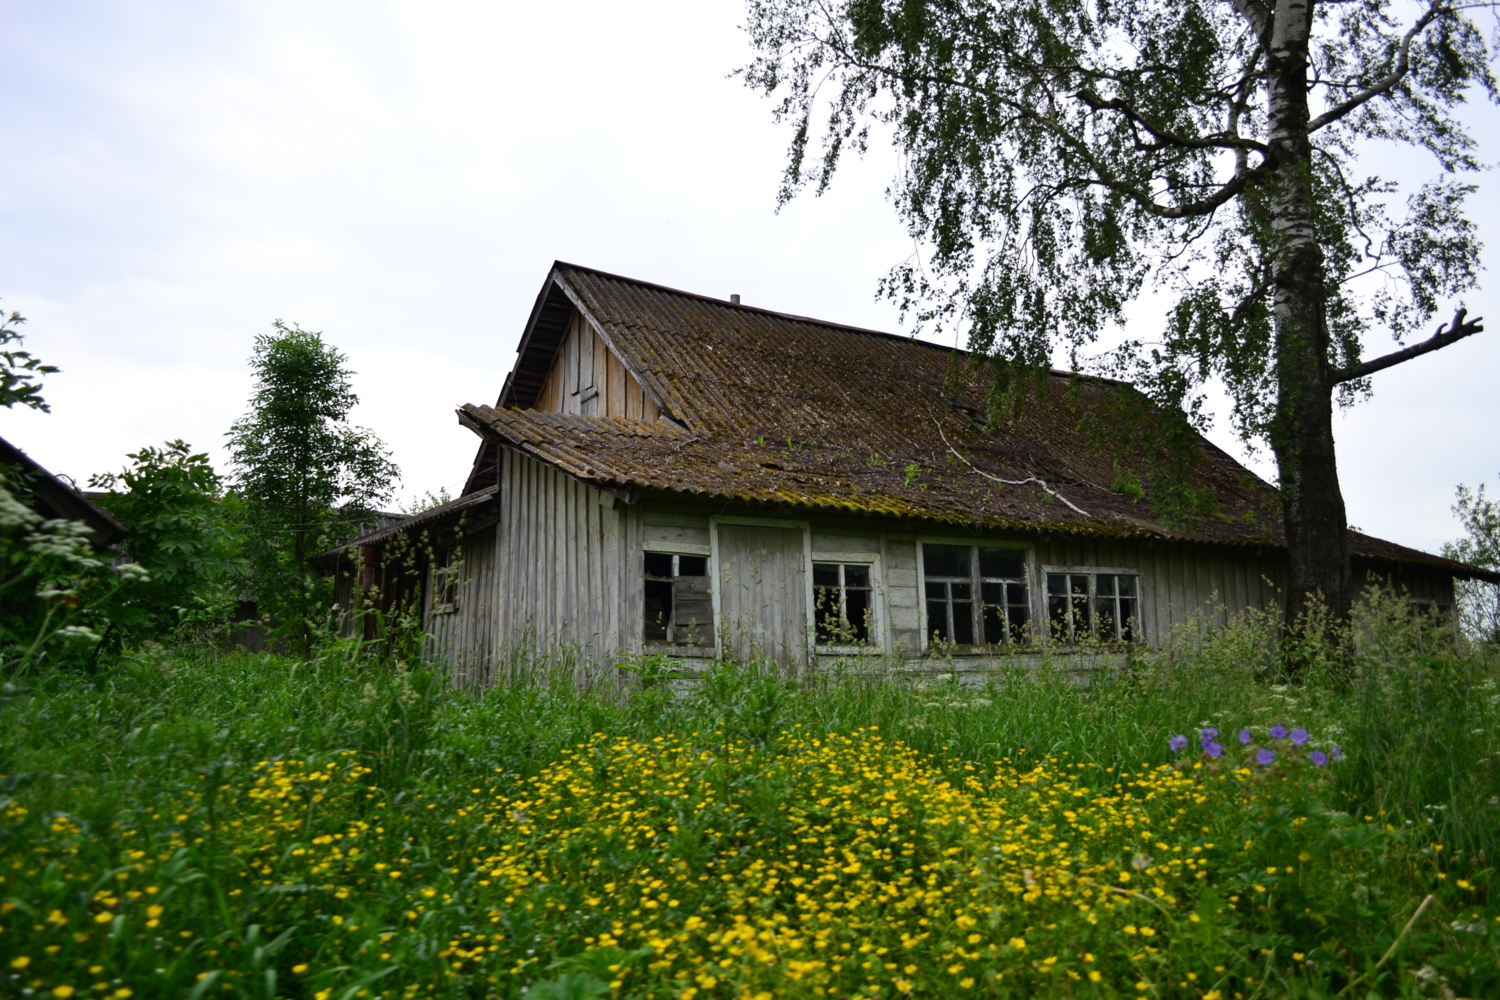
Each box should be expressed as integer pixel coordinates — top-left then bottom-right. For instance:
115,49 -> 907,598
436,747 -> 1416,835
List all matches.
812,529 -> 880,554
644,523 -> 711,550
672,574 -> 715,646
716,522 -> 808,672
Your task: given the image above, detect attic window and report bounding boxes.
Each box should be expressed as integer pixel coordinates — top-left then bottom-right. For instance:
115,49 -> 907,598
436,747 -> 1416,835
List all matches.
922,544 -> 1031,647
644,552 -> 712,646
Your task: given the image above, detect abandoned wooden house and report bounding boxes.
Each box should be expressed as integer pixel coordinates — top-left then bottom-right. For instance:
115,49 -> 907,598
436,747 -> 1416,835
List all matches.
320,263 -> 1495,682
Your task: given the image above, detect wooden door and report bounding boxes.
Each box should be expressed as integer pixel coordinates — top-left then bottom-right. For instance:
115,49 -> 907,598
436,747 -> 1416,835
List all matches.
716,523 -> 808,672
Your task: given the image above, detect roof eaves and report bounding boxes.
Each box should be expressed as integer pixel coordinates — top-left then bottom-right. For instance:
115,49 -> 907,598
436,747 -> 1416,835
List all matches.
310,487 -> 500,568
0,436 -> 127,546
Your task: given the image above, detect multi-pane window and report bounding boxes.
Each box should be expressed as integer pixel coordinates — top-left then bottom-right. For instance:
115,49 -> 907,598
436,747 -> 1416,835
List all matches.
813,563 -> 873,645
1046,572 -> 1140,643
923,544 -> 1031,646
643,552 -> 712,644
431,548 -> 460,612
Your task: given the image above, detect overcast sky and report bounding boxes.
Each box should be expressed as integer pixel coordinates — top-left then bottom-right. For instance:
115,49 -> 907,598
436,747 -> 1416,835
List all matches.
1,1 -> 1496,554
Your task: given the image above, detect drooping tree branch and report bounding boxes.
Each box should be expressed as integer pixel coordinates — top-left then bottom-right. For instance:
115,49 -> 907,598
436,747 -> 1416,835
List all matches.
1075,91 -> 1271,153
1328,307 -> 1484,385
929,411 -> 1092,516
1307,3 -> 1441,132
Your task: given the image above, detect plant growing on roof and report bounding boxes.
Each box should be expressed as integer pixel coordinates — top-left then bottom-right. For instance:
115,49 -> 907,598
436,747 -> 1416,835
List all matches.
227,321 -> 399,655
741,0 -> 1495,630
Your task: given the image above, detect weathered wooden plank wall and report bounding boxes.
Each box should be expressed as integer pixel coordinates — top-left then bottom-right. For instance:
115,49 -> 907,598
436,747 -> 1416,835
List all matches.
426,524 -> 500,684
1030,535 -> 1287,645
420,477 -> 1457,684
534,312 -> 662,422
453,448 -> 629,684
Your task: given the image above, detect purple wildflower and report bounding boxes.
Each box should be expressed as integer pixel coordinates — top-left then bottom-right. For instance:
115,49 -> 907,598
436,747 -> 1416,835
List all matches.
1330,745 -> 1343,760
1270,725 -> 1288,740
1204,741 -> 1224,758
1310,750 -> 1328,767
1256,748 -> 1275,766
1169,734 -> 1189,752
1201,727 -> 1219,740
1290,727 -> 1309,746
1238,728 -> 1253,745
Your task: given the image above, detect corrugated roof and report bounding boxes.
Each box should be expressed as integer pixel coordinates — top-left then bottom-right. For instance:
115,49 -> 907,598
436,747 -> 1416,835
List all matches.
460,263 -> 1494,583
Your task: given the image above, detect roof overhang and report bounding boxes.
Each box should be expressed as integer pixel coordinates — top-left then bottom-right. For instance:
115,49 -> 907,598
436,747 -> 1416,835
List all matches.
0,436 -> 127,547
309,486 -> 500,572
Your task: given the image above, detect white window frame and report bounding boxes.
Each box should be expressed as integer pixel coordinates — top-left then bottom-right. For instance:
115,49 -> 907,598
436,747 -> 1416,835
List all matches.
811,551 -> 885,654
1039,565 -> 1146,646
916,538 -> 1034,653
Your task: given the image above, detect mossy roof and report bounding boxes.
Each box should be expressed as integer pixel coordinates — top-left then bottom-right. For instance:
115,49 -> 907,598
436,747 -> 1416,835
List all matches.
456,263 -> 1492,582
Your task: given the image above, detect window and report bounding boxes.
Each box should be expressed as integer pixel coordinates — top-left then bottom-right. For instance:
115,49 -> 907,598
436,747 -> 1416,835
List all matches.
431,548 -> 460,612
922,544 -> 1031,647
814,563 -> 873,644
643,552 -> 712,644
1046,572 -> 1140,643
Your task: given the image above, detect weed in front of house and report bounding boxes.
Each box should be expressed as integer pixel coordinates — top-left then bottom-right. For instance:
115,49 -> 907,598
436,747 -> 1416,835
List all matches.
0,591 -> 1497,998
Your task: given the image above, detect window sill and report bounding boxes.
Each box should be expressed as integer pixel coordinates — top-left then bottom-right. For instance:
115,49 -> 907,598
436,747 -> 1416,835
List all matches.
643,643 -> 714,658
815,645 -> 884,655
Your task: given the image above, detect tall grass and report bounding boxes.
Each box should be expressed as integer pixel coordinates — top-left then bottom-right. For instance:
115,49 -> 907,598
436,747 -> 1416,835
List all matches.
5,587 -> 1497,852
1,586 -> 1497,996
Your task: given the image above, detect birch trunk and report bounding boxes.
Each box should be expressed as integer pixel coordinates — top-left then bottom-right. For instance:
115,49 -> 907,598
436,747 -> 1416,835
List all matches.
1265,0 -> 1353,627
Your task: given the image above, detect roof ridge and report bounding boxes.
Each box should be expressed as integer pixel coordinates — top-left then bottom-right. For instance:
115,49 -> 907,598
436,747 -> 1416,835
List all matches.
553,261 -> 1131,389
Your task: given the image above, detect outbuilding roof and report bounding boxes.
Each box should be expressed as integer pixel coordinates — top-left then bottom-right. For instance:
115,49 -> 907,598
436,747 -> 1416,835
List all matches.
460,263 -> 1492,582
0,436 -> 127,547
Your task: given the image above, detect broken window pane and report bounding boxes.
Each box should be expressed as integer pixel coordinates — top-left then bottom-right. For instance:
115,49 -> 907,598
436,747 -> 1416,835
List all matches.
644,551 -> 712,645
923,543 -> 970,577
644,579 -> 672,641
979,548 -> 1024,578
814,562 -> 874,645
926,545 -> 1032,647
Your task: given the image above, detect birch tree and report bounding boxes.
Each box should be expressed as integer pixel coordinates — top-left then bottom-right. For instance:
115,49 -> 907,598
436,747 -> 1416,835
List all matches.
742,0 -> 1496,624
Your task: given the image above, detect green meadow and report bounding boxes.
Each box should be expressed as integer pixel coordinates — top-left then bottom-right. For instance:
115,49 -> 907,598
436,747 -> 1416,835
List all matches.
1,593 -> 1496,999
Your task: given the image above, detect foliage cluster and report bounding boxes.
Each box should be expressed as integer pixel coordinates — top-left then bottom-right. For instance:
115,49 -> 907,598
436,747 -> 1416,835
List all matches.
1444,476 -> 1500,645
227,321 -> 399,655
0,307 -> 58,413
87,442 -> 245,652
1,593 -> 1496,998
0,315 -> 400,667
0,476 -> 133,673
